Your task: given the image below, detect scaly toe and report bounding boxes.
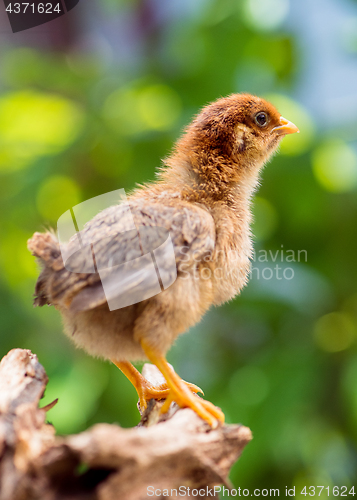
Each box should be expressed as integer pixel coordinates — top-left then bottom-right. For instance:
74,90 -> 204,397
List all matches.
139,380 -> 203,408
139,383 -> 170,408
154,380 -> 203,396
199,398 -> 225,423
159,387 -> 224,427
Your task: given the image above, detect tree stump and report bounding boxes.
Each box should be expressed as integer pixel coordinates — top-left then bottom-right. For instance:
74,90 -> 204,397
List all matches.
0,349 -> 252,500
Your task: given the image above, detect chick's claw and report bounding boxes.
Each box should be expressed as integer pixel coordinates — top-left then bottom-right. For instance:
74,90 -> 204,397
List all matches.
182,381 -> 204,396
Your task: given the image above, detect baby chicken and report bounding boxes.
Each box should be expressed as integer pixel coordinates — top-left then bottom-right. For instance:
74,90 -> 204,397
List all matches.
28,94 -> 298,427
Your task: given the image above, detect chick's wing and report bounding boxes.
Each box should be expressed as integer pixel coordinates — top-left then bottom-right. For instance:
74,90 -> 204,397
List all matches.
30,199 -> 215,312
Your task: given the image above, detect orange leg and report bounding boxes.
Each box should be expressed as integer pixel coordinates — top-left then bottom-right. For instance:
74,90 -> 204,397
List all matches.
111,360 -> 202,410
140,340 -> 225,428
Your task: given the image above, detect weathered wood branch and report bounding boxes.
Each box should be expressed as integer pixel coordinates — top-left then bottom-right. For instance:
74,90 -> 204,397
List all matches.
0,349 -> 252,500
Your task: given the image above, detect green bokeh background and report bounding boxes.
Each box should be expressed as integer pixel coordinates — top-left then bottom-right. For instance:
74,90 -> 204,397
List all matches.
1,0 -> 357,494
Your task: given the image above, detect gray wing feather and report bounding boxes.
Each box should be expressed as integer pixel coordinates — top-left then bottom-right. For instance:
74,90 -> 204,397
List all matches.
37,200 -> 215,312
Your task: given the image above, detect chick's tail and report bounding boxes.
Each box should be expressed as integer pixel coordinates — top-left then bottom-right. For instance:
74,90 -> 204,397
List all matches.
27,231 -> 61,267
27,232 -> 63,306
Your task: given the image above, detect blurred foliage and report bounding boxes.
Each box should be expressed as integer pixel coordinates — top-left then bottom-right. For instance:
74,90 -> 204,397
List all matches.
0,0 -> 357,494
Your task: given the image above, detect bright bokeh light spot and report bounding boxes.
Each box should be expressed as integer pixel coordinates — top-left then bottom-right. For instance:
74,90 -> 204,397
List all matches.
314,312 -> 355,353
266,94 -> 315,156
0,91 -> 84,171
37,175 -> 81,222
252,197 -> 278,241
104,87 -> 144,135
243,0 -> 289,31
229,366 -> 269,406
103,84 -> 181,135
137,85 -> 181,130
312,140 -> 357,193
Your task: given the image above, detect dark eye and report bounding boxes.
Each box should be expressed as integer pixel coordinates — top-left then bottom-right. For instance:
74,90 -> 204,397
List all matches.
254,112 -> 269,127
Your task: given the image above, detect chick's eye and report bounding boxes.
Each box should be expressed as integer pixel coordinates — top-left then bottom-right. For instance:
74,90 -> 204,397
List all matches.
254,112 -> 269,127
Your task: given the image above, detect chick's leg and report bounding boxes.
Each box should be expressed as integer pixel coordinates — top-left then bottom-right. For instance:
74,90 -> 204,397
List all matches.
140,340 -> 225,427
112,360 -> 202,410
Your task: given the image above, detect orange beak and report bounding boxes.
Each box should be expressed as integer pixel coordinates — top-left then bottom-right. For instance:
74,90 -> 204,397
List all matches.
273,116 -> 300,135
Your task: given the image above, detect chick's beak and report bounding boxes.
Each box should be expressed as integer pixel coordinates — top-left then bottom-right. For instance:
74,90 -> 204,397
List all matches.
273,116 -> 300,135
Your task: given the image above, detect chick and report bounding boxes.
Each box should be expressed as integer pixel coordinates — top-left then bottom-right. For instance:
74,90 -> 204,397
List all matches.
28,94 -> 299,427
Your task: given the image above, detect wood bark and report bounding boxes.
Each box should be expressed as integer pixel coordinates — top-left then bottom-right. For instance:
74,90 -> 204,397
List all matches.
0,349 -> 252,500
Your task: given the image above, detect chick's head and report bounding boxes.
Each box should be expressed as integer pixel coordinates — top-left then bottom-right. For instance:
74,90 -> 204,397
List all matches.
175,94 -> 299,189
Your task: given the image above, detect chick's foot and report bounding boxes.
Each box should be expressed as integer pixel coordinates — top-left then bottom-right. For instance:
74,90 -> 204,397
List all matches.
140,340 -> 225,428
